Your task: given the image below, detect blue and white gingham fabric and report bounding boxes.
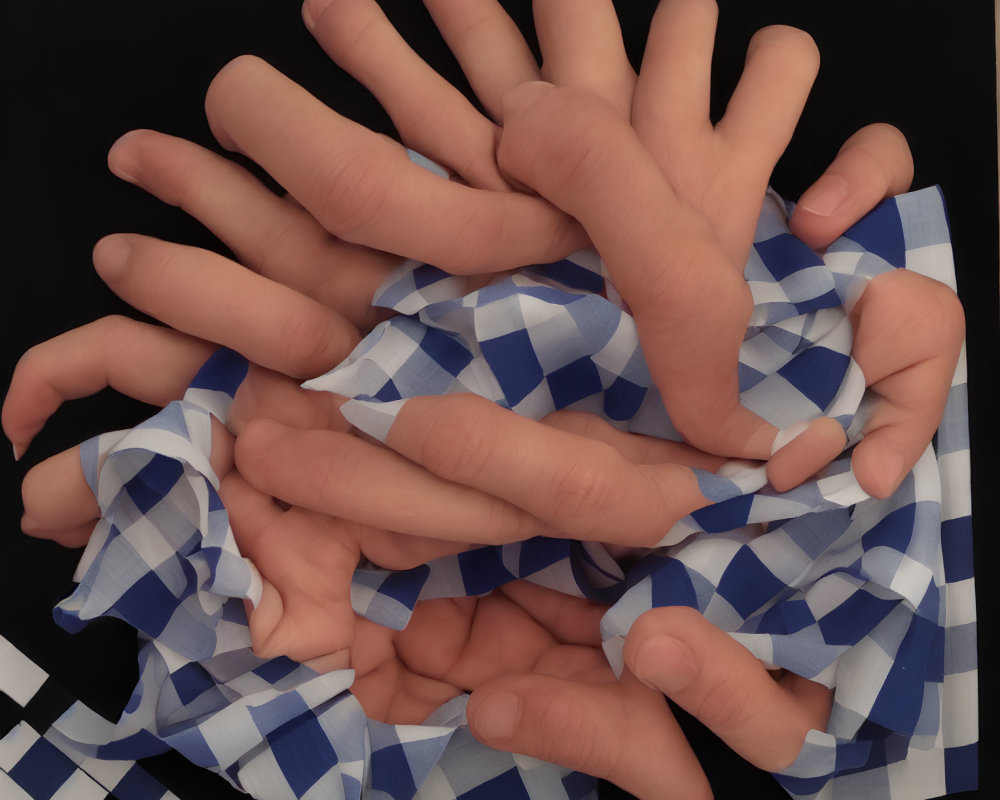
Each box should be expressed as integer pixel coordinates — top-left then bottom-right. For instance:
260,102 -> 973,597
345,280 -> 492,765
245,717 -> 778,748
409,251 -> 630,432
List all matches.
21,186 -> 974,800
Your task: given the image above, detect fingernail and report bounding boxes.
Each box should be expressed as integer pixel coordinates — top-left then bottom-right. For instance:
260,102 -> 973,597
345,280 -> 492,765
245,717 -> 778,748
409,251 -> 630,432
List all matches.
633,634 -> 698,696
93,235 -> 134,281
302,0 -> 332,30
770,420 -> 810,457
798,174 -> 850,217
107,131 -> 142,184
471,692 -> 521,741
12,443 -> 24,462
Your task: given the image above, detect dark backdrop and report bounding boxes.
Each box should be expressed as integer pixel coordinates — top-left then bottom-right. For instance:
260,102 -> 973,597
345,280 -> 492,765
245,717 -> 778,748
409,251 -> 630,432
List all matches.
2,2 -> 996,798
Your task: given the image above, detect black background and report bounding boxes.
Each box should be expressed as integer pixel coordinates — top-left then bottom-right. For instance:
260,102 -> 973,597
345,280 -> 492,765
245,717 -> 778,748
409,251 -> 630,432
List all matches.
1,1 -> 996,798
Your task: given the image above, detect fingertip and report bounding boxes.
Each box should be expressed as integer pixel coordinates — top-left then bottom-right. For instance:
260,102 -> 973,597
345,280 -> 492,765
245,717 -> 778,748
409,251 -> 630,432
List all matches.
468,691 -> 523,743
92,233 -> 136,283
630,633 -> 699,696
766,417 -> 846,493
107,130 -> 145,184
853,442 -> 908,500
499,80 -> 557,124
234,416 -> 289,467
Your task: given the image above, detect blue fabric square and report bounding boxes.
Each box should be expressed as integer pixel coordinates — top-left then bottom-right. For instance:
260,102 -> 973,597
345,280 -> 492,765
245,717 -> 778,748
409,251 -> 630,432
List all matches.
534,259 -> 605,293
518,536 -> 571,575
459,767 -> 532,800
458,547 -> 515,596
844,198 -> 906,268
116,571 -> 179,637
8,737 -> 76,800
374,380 -> 402,402
759,598 -> 815,635
649,558 -> 699,610
172,663 -> 216,705
413,264 -> 449,289
862,504 -> 916,553
716,548 -> 788,617
603,376 -> 647,420
125,454 -> 184,514
481,329 -> 544,406
547,357 -> 604,409
253,656 -> 301,684
690,492 -> 754,533
944,743 -> 979,794
420,327 -> 473,376
188,347 -> 249,397
941,516 -> 974,582
370,743 -> 417,799
754,233 -> 822,280
817,589 -> 898,646
112,763 -> 170,800
777,347 -> 850,410
269,713 -> 338,797
561,769 -> 598,799
374,564 -> 431,606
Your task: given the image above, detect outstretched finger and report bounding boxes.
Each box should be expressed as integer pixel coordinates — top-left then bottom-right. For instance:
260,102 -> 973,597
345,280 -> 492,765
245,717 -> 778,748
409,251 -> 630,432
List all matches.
717,25 -> 819,182
384,394 -> 711,546
422,0 -> 540,123
790,123 -> 914,251
205,56 -> 585,272
624,606 -> 832,773
304,0 -> 508,190
92,233 -> 358,379
848,269 -> 964,498
467,662 -> 711,799
533,0 -> 636,118
108,129 -> 395,328
632,0 -> 716,153
3,316 -> 213,458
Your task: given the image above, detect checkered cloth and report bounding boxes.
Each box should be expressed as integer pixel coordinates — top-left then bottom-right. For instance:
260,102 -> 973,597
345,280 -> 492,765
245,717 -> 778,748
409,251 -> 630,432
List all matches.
2,186 -> 974,799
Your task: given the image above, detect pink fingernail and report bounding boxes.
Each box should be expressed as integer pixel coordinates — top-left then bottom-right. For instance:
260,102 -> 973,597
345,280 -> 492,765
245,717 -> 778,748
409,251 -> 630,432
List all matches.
302,0 -> 333,30
93,235 -> 134,281
798,174 -> 850,217
472,692 -> 521,741
107,131 -> 142,184
633,634 -> 698,696
12,443 -> 24,462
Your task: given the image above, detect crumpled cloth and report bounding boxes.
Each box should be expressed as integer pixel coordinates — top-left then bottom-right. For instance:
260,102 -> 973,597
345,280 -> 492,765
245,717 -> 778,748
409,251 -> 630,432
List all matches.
32,186 -> 974,800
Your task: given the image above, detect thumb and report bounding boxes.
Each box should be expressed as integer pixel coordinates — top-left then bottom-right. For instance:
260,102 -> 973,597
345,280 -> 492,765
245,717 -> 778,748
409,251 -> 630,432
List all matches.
467,667 -> 711,799
624,607 -> 832,773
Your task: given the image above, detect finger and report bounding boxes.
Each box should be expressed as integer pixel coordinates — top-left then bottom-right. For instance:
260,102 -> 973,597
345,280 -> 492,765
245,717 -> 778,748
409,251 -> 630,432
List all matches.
533,0 -> 635,118
499,581 -> 607,647
542,410 -> 726,469
422,0 -> 540,122
304,0 -> 508,191
849,269 -> 964,498
21,445 -> 98,537
108,129 -> 394,328
790,123 -> 914,251
205,56 -> 584,272
2,317 -> 212,457
234,417 -> 542,544
497,82 -> 777,460
467,668 -> 711,799
632,0 -> 717,147
716,25 -> 819,180
385,394 -> 711,546
220,471 -> 358,661
624,606 -> 832,772
92,233 -> 358,379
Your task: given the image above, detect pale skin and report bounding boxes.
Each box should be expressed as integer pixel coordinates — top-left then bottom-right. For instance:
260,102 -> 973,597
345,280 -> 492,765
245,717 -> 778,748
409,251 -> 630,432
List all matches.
2,0 -> 965,797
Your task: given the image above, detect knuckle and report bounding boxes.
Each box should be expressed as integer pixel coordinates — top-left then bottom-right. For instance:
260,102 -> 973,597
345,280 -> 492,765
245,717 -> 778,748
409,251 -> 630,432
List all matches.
312,147 -> 393,237
277,306 -> 341,378
547,454 -> 616,534
689,665 -> 755,733
417,395 -> 501,483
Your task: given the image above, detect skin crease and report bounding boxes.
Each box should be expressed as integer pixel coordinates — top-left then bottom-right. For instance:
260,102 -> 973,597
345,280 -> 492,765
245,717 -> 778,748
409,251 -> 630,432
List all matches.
1,0 -> 972,798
